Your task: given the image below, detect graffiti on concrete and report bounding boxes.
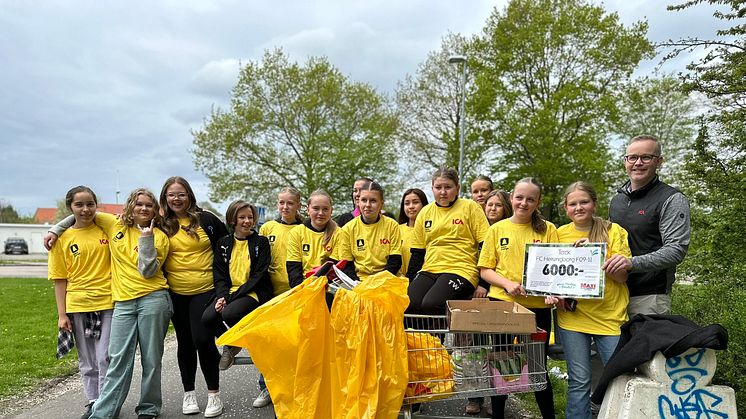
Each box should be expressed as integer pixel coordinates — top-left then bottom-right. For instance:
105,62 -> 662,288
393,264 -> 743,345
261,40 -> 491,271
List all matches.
657,348 -> 728,418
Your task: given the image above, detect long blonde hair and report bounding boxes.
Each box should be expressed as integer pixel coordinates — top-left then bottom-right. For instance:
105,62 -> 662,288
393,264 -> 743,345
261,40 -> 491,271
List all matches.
562,181 -> 610,243
121,188 -> 163,229
308,189 -> 337,247
514,177 -> 547,234
279,186 -> 304,223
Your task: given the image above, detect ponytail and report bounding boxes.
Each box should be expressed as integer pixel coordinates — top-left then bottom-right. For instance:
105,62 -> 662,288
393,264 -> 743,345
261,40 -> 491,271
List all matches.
279,186 -> 304,223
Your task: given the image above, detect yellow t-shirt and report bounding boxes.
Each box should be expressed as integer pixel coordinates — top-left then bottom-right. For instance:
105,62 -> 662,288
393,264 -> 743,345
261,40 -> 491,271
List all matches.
336,215 -> 402,280
410,199 -> 489,286
96,213 -> 170,302
478,218 -> 558,308
48,224 -> 113,313
259,220 -> 299,296
164,218 -> 214,295
556,223 -> 632,335
228,238 -> 257,302
398,223 -> 415,277
286,223 -> 341,277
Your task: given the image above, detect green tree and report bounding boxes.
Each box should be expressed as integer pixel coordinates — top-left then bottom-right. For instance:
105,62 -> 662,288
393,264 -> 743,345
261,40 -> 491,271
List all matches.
612,75 -> 699,178
469,0 -> 653,221
54,199 -> 71,223
395,33 -> 494,190
662,0 -> 746,412
193,49 -> 400,209
0,201 -> 30,224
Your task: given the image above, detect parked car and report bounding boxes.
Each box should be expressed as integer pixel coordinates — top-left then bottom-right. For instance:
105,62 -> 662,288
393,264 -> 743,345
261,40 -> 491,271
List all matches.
4,237 -> 29,255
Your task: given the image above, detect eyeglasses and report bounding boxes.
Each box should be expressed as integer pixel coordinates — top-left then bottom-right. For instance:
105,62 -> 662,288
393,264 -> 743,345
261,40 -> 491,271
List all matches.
623,154 -> 659,164
166,193 -> 188,199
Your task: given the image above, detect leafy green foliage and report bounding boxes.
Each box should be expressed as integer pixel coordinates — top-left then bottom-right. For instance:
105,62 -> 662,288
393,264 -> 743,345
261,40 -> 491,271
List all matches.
193,49 -> 400,209
612,75 -> 699,178
469,0 -> 654,221
395,33 -> 495,190
0,201 -> 35,224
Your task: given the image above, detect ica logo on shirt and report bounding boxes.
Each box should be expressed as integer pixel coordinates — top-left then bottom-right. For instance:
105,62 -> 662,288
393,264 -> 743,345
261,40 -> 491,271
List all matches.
452,218 -> 464,225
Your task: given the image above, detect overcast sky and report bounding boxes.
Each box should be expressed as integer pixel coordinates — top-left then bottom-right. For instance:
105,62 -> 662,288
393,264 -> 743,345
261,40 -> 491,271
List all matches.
0,0 -> 726,216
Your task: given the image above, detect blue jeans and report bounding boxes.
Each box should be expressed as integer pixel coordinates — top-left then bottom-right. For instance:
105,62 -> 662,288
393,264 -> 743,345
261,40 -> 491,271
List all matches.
90,290 -> 173,419
258,373 -> 267,391
558,327 -> 619,419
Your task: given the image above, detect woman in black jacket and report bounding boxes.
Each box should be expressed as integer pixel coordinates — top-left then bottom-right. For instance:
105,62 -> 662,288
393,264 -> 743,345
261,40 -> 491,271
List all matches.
202,200 -> 272,371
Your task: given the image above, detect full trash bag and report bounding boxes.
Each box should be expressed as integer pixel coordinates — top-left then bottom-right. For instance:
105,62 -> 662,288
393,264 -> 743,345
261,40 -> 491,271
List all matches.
216,275 -> 334,419
217,271 -> 410,419
405,332 -> 455,403
330,271 -> 409,419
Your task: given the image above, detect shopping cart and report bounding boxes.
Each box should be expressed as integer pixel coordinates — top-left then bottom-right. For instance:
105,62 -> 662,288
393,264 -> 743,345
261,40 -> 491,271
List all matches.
401,314 -> 548,419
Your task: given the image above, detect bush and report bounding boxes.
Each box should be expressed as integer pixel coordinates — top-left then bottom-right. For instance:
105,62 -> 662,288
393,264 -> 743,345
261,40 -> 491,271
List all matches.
672,282 -> 746,415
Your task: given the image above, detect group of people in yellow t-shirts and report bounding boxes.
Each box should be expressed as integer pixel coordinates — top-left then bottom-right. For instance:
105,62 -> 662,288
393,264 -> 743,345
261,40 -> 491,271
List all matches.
45,166 -> 631,419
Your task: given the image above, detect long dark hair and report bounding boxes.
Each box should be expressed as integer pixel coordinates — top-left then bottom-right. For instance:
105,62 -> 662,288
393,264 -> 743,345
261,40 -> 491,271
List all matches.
398,188 -> 429,225
485,189 -> 512,224
159,176 -> 199,239
65,186 -> 98,211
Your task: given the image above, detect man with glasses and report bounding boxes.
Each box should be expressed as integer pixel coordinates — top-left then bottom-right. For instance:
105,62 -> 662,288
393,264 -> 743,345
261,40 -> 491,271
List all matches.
607,135 -> 691,317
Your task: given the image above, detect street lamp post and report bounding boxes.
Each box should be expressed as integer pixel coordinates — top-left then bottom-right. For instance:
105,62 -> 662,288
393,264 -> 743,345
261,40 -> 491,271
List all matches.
448,54 -> 467,195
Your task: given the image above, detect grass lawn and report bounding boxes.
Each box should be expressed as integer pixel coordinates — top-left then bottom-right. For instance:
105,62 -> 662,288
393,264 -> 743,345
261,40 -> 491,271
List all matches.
0,278 -> 78,398
514,358 -> 568,418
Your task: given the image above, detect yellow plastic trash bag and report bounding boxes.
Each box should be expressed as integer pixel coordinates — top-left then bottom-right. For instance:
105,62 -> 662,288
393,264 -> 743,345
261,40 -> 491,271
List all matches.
330,271 -> 409,419
217,275 -> 333,419
405,332 -> 455,403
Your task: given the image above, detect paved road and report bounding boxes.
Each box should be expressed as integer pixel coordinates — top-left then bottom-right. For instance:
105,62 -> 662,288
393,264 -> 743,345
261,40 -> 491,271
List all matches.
0,254 -> 48,278
3,334 -> 532,419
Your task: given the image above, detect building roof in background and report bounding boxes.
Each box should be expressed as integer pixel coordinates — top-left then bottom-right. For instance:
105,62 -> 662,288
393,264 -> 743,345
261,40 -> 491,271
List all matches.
33,204 -> 124,225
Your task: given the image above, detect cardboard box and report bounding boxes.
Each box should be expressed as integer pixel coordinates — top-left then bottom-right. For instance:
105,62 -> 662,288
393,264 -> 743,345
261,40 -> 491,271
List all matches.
446,299 -> 536,333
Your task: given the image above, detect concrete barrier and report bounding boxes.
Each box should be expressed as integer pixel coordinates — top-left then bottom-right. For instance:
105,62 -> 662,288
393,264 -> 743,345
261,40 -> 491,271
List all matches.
598,348 -> 737,418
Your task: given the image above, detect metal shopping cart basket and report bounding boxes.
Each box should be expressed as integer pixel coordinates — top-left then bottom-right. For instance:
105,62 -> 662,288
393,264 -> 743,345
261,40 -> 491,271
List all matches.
401,314 -> 548,418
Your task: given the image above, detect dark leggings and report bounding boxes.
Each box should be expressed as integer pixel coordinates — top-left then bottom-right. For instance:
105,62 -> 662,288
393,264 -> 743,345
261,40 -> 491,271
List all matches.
202,294 -> 261,336
170,290 -> 221,392
490,306 -> 555,419
406,271 -> 476,315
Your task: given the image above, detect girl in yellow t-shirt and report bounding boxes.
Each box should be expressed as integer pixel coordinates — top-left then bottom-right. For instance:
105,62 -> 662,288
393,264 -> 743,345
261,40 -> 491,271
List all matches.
254,187 -> 303,407
406,166 -> 490,315
545,181 -> 631,419
159,176 -> 228,417
335,180 -> 403,280
477,177 -> 557,419
396,188 -> 428,277
48,186 -> 113,419
467,189 -> 512,415
470,174 -> 494,209
259,187 -> 304,297
286,190 -> 341,288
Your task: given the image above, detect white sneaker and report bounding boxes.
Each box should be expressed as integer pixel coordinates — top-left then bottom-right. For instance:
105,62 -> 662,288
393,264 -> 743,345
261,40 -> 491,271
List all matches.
183,391 -> 200,415
252,388 -> 271,408
204,392 -> 224,418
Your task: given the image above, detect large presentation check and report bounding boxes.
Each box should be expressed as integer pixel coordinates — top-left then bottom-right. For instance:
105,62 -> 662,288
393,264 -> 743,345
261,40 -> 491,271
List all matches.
522,243 -> 606,299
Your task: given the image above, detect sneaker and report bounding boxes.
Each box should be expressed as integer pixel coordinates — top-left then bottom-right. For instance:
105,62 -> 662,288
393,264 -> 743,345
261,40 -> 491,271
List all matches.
218,346 -> 242,370
80,401 -> 94,419
252,388 -> 271,408
182,391 -> 200,415
465,400 -> 482,414
204,392 -> 224,418
137,415 -> 155,419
